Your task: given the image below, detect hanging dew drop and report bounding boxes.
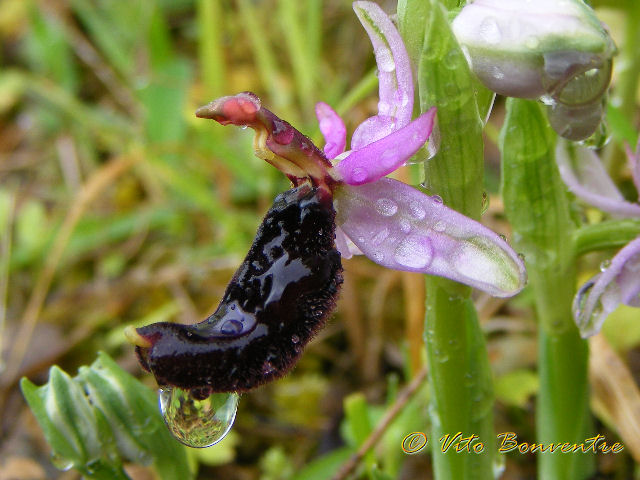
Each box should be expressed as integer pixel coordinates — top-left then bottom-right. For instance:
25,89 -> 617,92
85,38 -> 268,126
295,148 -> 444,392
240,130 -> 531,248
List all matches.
600,259 -> 611,272
51,454 -> 74,471
159,387 -> 239,448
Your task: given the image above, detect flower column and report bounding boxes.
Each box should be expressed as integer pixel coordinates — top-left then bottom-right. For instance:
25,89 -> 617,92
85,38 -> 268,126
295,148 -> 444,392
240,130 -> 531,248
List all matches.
401,1 -> 497,478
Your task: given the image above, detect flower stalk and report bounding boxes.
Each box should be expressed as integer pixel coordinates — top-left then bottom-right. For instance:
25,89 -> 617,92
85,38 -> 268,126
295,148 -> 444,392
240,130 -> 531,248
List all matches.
500,98 -> 593,480
402,0 -> 497,477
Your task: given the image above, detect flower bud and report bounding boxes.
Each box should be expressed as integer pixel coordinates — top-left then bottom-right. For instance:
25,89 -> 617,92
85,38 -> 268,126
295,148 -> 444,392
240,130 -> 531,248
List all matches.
452,0 -> 615,140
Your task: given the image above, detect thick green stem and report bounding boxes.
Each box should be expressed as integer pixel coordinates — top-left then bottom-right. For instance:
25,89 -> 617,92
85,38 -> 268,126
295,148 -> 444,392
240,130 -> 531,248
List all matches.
400,1 -> 495,477
424,279 -> 495,479
500,99 -> 593,480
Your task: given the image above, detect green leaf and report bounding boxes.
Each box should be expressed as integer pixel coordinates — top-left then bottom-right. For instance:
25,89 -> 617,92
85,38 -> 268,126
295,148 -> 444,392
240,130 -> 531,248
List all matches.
20,367 -> 104,469
291,446 -> 354,480
82,352 -> 192,480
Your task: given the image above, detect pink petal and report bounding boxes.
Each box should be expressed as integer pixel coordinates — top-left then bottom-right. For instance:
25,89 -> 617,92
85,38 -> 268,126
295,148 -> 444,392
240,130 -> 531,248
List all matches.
336,108 -> 436,186
556,140 -> 640,218
353,1 -> 414,128
333,178 -> 526,297
334,226 -> 363,259
350,115 -> 396,151
574,236 -> 640,337
315,102 -> 347,159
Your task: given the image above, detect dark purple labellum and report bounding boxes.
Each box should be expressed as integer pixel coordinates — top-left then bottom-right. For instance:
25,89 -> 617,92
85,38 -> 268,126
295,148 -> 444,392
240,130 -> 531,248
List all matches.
135,184 -> 343,393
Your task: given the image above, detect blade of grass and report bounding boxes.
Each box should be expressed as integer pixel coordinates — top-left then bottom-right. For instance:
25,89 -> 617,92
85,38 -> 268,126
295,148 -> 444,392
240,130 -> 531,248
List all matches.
236,0 -> 289,108
197,0 -> 226,99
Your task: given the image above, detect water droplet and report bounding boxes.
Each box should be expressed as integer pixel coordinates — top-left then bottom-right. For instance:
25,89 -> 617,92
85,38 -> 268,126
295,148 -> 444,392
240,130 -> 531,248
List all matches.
409,201 -> 426,220
262,361 -> 276,375
493,453 -> 506,479
372,228 -> 390,245
351,168 -> 368,183
489,65 -> 504,80
272,120 -> 294,145
539,95 -> 555,106
380,149 -> 397,169
375,198 -> 398,216
159,387 -> 238,448
51,454 -> 74,471
221,319 -> 243,335
376,48 -> 396,72
240,125 -> 248,130
579,119 -> 610,149
393,235 -> 433,269
432,221 -> 446,232
600,259 -> 611,272
481,191 -> 489,214
556,63 -> 612,107
291,334 -> 300,344
479,17 -> 501,44
431,195 -> 443,204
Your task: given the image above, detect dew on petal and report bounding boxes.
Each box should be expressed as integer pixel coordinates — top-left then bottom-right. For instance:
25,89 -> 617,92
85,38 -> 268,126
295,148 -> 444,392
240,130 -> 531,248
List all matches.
393,235 -> 433,269
159,387 -> 238,448
376,48 -> 396,72
431,195 -> 443,204
372,228 -> 390,245
600,259 -> 611,272
432,221 -> 446,232
399,219 -> 412,233
372,251 -> 384,262
409,201 -> 426,220
375,198 -> 398,216
272,119 -> 294,145
351,168 -> 368,183
479,17 -> 502,44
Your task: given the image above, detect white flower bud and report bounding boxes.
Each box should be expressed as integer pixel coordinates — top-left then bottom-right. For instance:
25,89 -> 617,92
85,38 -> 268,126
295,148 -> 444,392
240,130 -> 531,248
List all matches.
453,0 -> 615,139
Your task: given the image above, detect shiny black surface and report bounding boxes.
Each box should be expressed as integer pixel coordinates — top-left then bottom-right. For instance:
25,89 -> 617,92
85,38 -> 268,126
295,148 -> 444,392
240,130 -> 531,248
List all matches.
136,184 -> 343,393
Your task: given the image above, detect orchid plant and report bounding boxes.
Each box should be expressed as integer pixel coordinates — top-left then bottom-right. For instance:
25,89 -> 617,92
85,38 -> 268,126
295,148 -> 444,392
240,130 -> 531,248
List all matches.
19,0 -> 640,479
557,140 -> 640,337
195,1 -> 526,297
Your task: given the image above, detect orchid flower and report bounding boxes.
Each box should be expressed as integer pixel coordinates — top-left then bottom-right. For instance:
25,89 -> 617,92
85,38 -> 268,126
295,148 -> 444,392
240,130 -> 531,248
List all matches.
556,139 -> 640,337
196,1 -> 526,297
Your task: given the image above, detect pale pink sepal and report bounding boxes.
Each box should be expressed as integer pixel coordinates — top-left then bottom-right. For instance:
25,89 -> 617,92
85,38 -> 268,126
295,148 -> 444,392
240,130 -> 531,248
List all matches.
336,108 -> 436,186
333,178 -> 527,297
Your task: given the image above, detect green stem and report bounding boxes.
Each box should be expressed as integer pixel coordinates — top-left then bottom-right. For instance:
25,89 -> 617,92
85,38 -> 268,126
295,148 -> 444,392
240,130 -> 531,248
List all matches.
574,219 -> 640,256
424,280 -> 495,479
500,99 -> 593,480
401,1 -> 495,477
